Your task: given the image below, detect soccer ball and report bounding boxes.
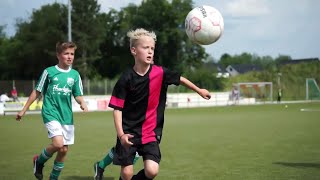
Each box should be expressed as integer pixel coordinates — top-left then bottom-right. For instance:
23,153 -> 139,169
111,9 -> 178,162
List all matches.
185,5 -> 224,45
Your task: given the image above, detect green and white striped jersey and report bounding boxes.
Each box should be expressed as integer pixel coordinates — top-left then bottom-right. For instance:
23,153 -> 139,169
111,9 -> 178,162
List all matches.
36,65 -> 83,125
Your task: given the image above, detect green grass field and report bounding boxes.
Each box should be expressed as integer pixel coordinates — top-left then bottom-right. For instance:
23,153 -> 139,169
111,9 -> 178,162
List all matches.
1,102 -> 320,180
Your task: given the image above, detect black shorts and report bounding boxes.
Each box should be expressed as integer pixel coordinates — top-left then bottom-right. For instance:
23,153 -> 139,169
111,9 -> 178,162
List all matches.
113,139 -> 161,166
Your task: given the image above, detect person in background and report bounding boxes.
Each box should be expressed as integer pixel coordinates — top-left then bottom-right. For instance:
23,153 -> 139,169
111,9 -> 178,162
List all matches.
11,86 -> 19,102
232,86 -> 239,105
277,88 -> 282,103
0,92 -> 10,102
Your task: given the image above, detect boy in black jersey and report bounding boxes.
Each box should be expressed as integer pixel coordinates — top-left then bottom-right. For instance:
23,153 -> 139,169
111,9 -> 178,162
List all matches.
107,28 -> 211,180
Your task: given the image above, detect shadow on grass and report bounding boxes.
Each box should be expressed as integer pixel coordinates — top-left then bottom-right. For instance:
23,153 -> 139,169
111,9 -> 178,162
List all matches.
65,176 -> 115,180
273,162 -> 320,169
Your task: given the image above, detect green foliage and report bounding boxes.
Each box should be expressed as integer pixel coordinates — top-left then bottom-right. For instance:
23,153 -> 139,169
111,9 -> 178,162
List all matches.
0,27 -> 8,78
219,52 -> 279,71
275,54 -> 292,66
94,9 -> 135,79
0,38 -> 25,79
71,0 -> 107,79
224,62 -> 320,100
182,66 -> 224,92
279,62 -> 320,100
8,3 -> 68,79
0,25 -> 6,38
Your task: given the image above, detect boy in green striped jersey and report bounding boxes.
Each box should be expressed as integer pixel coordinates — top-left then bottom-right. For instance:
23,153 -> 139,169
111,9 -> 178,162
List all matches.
17,42 -> 88,180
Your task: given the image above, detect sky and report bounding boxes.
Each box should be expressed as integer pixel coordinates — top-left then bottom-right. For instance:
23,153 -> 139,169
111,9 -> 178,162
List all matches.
1,0 -> 320,60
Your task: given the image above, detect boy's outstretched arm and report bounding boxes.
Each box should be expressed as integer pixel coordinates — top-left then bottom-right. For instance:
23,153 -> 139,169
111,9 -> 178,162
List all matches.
16,90 -> 41,121
180,76 -> 211,100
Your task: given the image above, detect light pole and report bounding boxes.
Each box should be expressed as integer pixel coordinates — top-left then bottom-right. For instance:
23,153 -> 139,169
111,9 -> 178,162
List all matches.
68,0 -> 72,42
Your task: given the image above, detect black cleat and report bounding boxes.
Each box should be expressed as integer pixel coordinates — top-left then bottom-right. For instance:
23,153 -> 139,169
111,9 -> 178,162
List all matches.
94,162 -> 104,180
33,155 -> 44,180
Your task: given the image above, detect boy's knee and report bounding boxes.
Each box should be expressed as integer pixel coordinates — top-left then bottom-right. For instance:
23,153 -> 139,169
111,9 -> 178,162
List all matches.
144,160 -> 159,178
52,142 -> 64,149
145,167 -> 158,179
121,167 -> 133,180
58,146 -> 68,154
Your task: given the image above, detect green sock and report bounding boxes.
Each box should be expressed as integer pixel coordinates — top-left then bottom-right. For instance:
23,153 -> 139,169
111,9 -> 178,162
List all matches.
50,161 -> 64,180
133,152 -> 140,164
37,148 -> 52,164
98,147 -> 114,169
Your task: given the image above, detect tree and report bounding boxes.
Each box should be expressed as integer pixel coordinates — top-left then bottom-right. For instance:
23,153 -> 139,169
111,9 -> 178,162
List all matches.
275,54 -> 292,67
71,0 -> 107,79
0,26 -> 10,79
5,1 -> 108,80
219,52 -> 274,68
94,9 -> 133,79
0,25 -> 6,38
11,3 -> 68,79
183,65 -> 224,91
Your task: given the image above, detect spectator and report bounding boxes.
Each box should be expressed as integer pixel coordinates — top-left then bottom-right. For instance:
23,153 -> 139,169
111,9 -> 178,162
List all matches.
232,86 -> 239,105
277,88 -> 282,103
0,92 -> 10,102
11,86 -> 19,102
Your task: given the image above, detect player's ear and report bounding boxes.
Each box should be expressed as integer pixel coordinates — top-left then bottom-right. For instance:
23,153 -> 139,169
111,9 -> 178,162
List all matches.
130,47 -> 136,56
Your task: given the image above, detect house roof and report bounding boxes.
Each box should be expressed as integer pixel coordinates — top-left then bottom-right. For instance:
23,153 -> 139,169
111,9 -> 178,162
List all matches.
216,64 -> 228,73
227,64 -> 263,74
280,58 -> 320,65
202,62 -> 228,73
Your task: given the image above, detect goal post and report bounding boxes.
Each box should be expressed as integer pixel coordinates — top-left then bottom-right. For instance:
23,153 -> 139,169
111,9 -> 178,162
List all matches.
235,82 -> 273,103
306,78 -> 320,100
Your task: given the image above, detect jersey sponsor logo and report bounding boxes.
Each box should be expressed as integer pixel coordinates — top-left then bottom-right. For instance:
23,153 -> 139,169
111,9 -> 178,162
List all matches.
51,77 -> 75,95
53,84 -> 72,95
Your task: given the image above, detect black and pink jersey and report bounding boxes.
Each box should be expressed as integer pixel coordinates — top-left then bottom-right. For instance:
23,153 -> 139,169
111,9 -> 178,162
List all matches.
109,65 -> 181,145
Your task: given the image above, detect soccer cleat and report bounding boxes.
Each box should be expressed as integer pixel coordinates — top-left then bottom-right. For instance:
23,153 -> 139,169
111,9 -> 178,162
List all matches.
33,155 -> 44,180
94,162 -> 104,180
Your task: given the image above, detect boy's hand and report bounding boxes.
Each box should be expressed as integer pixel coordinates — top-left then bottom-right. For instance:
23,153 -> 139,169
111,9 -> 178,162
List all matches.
120,134 -> 134,150
80,103 -> 88,112
16,111 -> 24,121
199,89 -> 211,100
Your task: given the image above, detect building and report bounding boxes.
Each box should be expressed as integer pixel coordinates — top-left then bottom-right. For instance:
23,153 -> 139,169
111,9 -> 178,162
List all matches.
280,58 -> 320,65
226,64 -> 262,77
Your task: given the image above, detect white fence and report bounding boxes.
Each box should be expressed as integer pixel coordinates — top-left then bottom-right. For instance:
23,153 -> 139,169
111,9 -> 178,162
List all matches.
167,92 -> 255,108
1,92 -> 257,115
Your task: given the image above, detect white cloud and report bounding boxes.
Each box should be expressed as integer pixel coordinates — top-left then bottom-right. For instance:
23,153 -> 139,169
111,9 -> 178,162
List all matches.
224,0 -> 270,17
99,0 -> 142,11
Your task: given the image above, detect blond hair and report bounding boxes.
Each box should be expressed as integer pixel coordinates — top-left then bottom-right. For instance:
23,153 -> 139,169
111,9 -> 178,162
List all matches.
127,28 -> 157,48
56,41 -> 77,54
